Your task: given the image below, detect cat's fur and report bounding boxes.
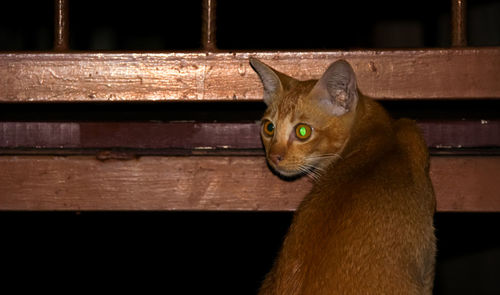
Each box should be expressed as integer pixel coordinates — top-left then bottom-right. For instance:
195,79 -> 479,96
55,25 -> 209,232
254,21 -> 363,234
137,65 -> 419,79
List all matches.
250,58 -> 436,294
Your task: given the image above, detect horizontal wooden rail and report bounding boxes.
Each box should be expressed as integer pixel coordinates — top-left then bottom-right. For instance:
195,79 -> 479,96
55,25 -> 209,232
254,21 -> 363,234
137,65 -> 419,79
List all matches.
0,155 -> 498,212
0,120 -> 499,152
1,49 -> 500,102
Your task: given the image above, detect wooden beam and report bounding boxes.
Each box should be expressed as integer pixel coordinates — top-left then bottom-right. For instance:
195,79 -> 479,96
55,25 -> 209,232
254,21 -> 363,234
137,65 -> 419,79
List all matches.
1,120 -> 499,152
0,156 -> 498,212
1,49 -> 500,102
430,156 -> 500,212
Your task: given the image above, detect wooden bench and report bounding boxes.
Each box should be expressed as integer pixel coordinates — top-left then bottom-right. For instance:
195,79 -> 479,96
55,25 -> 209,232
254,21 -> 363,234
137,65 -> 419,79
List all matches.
0,0 -> 499,212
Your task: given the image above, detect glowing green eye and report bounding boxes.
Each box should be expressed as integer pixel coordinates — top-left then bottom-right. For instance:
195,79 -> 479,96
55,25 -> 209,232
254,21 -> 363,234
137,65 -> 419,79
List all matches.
299,126 -> 307,137
295,124 -> 312,140
262,120 -> 275,137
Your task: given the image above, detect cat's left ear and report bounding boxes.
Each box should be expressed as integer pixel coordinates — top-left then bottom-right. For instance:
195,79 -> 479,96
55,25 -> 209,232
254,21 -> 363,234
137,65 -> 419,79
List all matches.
310,60 -> 359,116
249,58 -> 297,106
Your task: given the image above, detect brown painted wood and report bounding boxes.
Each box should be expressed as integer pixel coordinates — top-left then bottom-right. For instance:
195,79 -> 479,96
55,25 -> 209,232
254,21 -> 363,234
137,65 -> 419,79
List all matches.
417,119 -> 500,149
1,120 -> 499,151
0,156 -> 304,211
430,156 -> 500,212
1,49 -> 500,102
78,122 -> 262,150
0,155 -> 498,212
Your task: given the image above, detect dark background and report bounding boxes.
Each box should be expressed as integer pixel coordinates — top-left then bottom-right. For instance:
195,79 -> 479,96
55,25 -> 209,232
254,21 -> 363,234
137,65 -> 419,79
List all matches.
2,212 -> 500,294
1,0 -> 500,294
1,0 -> 500,51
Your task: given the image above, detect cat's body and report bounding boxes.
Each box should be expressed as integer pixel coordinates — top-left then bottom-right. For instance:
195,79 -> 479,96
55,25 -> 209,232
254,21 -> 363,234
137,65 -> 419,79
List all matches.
250,58 -> 436,294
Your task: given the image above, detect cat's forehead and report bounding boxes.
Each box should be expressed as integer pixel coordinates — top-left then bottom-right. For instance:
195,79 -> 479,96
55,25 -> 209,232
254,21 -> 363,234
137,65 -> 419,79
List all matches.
265,80 -> 317,121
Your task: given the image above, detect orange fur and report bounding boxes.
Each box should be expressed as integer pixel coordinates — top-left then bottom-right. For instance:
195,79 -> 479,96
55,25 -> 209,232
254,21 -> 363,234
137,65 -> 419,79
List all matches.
251,58 -> 436,294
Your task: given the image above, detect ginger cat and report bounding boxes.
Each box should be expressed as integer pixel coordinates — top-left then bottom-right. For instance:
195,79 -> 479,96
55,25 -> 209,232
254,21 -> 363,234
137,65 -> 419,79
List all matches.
250,58 -> 436,294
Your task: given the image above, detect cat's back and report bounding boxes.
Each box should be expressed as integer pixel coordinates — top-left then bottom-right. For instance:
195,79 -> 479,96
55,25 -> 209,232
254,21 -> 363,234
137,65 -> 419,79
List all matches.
282,112 -> 436,294
392,118 -> 435,212
394,118 -> 430,175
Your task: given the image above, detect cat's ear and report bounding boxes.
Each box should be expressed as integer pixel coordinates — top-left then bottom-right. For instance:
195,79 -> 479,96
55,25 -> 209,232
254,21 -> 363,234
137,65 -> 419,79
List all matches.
249,58 -> 296,106
310,60 -> 359,116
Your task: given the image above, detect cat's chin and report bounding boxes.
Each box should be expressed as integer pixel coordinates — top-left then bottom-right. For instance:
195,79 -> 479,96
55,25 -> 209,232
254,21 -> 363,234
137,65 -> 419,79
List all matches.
270,166 -> 304,179
276,169 -> 303,178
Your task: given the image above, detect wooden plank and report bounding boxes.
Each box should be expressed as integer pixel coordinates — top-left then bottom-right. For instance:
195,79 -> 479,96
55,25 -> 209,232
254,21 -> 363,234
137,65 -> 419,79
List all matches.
78,122 -> 262,150
430,156 -> 500,212
1,49 -> 500,102
0,156 -> 498,212
0,120 -> 499,151
0,156 -> 303,211
417,120 -> 500,149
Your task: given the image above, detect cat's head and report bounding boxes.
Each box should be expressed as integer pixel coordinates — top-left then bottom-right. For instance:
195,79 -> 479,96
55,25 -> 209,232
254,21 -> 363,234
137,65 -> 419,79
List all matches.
250,58 -> 359,178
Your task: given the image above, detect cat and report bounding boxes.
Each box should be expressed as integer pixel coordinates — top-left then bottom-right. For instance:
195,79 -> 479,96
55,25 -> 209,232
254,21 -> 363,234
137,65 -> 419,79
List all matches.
250,58 -> 436,294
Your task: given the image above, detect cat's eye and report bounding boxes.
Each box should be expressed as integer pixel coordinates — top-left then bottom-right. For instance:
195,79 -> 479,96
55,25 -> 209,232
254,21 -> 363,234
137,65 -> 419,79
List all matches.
262,120 -> 275,137
295,124 -> 312,140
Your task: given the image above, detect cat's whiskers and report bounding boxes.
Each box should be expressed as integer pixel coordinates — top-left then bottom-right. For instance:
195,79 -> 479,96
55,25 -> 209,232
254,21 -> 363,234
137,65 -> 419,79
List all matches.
298,153 -> 344,182
306,153 -> 344,161
298,163 -> 324,182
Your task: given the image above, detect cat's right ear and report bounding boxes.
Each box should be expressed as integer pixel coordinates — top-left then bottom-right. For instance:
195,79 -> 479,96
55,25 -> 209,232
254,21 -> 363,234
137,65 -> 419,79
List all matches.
249,58 -> 295,106
310,60 -> 359,116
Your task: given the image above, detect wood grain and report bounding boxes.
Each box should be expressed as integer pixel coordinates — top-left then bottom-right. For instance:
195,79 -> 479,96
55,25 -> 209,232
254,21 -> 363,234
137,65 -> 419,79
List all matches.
1,120 -> 499,151
1,49 -> 500,102
1,156 -> 498,212
430,156 -> 500,212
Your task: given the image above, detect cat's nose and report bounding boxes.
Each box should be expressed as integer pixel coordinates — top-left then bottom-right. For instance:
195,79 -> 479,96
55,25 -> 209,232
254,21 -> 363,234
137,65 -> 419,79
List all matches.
269,153 -> 284,166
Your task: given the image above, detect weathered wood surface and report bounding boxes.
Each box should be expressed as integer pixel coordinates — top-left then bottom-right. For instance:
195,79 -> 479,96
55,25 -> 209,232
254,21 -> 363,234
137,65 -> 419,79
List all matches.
1,49 -> 500,102
0,156 -> 498,212
1,120 -> 499,151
